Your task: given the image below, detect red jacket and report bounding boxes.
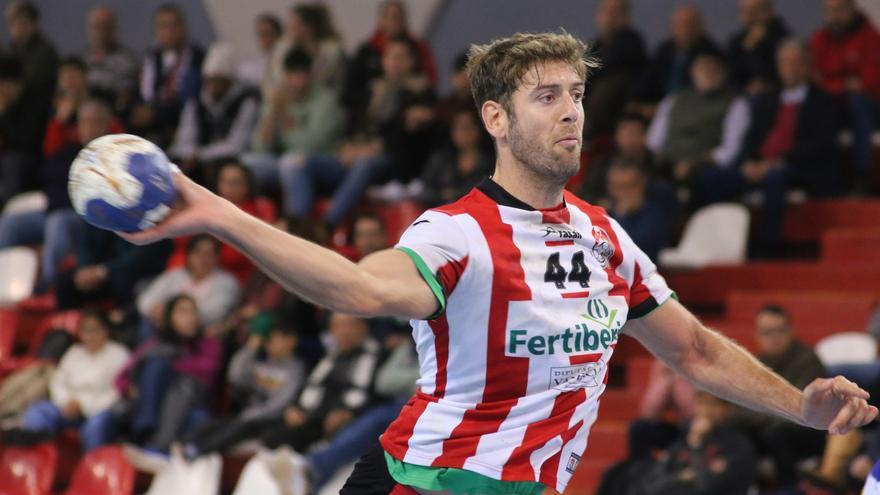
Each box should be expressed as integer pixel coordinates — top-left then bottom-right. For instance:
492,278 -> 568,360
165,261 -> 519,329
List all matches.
811,13 -> 880,101
42,117 -> 124,159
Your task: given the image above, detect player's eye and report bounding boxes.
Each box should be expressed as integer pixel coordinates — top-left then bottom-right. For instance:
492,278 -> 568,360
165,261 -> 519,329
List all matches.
572,91 -> 584,103
539,94 -> 556,103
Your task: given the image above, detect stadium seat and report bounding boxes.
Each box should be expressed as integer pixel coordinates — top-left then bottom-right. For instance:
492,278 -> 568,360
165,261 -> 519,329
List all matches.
65,446 -> 134,495
0,248 -> 38,308
815,332 -> 878,367
659,203 -> 749,269
0,443 -> 58,495
0,319 -> 14,360
0,192 -> 47,217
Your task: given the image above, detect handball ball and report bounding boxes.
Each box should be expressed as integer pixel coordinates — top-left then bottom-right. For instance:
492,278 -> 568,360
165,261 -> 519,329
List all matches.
68,134 -> 176,233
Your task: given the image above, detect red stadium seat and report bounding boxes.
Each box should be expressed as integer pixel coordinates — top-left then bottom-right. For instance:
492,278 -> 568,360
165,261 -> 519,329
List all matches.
0,444 -> 57,495
0,316 -> 15,360
64,446 -> 134,495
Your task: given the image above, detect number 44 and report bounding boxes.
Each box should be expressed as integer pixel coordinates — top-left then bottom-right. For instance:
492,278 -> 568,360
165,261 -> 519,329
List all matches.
545,251 -> 591,290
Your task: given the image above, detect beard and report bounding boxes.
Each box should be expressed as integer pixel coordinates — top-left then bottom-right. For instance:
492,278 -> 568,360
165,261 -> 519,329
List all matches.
507,112 -> 581,186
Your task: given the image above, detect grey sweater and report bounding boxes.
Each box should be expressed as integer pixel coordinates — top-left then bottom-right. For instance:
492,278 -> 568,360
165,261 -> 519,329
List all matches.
227,346 -> 306,421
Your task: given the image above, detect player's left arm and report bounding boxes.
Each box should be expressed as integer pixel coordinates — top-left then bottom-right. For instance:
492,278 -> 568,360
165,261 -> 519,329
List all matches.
624,297 -> 878,434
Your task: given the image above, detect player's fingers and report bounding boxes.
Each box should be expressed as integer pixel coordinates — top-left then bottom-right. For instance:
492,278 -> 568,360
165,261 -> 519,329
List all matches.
831,376 -> 870,400
803,377 -> 834,401
852,403 -> 879,428
828,398 -> 858,435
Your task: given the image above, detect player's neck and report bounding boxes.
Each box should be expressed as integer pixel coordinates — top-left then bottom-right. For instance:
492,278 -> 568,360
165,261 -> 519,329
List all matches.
491,159 -> 565,210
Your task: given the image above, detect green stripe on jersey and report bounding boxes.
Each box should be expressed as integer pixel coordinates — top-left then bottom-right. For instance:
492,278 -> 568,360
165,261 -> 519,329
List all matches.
397,247 -> 446,320
384,451 -> 546,495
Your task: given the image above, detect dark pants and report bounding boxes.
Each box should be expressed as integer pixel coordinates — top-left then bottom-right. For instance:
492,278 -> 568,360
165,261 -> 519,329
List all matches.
260,417 -> 325,453
759,420 -> 826,485
0,151 -> 37,207
186,416 -> 276,455
340,443 -> 403,495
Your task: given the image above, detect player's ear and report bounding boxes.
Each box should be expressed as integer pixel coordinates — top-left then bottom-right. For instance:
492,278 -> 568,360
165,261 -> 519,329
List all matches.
481,100 -> 507,141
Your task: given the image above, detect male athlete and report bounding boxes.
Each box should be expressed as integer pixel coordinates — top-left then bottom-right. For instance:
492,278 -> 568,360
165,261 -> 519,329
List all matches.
124,32 -> 877,495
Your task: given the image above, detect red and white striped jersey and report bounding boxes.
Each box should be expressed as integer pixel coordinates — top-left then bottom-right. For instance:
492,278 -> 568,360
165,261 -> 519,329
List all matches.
381,180 -> 674,493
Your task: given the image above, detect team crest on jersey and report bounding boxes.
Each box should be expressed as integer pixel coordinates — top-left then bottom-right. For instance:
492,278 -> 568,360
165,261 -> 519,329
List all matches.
590,226 -> 615,267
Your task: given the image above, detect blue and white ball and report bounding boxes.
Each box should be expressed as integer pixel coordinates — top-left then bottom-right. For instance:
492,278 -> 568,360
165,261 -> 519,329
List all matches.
68,134 -> 176,233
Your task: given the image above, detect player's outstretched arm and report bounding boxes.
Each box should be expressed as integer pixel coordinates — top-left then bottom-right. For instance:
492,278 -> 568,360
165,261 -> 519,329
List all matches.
121,172 -> 439,319
624,298 -> 878,434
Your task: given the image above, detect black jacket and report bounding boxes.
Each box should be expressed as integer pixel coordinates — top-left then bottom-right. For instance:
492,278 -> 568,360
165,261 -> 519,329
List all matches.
727,17 -> 790,89
635,35 -> 722,104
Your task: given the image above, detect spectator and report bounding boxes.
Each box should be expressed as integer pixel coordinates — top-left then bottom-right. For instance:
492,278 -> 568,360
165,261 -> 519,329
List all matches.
352,213 -> 388,259
586,0 -> 647,136
699,39 -> 841,243
4,1 -> 58,100
811,0 -> 880,181
269,4 -> 346,95
633,5 -> 722,109
164,160 -> 275,286
0,54 -> 49,205
83,6 -> 139,116
417,107 -> 492,208
260,313 -> 380,453
180,322 -> 306,459
581,113 -> 655,206
606,159 -> 673,262
55,220 -> 172,311
435,52 -> 473,127
238,13 -> 282,90
647,53 -> 750,188
115,295 -> 222,453
342,0 -> 437,116
727,0 -> 790,94
0,99 -> 115,287
729,305 -> 827,489
137,235 -> 240,338
169,43 -> 259,183
137,3 -> 205,144
640,392 -> 756,495
19,311 -> 129,452
245,49 -> 345,192
43,57 -> 124,158
287,37 -> 436,227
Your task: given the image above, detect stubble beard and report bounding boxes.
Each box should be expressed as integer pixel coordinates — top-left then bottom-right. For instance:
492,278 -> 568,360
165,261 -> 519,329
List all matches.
507,112 -> 581,187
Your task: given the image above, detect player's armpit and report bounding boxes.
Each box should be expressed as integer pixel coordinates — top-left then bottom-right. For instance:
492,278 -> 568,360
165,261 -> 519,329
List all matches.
358,248 -> 442,321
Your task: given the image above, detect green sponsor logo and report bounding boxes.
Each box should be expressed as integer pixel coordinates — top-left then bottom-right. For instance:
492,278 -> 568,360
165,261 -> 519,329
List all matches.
507,299 -> 622,356
582,299 -> 618,329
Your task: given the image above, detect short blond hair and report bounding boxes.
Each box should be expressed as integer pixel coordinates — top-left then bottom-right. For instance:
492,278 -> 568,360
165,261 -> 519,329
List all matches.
465,31 -> 599,113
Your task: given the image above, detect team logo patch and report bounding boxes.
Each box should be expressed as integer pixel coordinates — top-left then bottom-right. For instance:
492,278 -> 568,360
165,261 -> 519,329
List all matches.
566,452 -> 581,474
590,226 -> 614,267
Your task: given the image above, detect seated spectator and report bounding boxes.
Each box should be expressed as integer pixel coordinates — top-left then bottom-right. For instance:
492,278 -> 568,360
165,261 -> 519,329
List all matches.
417,108 -> 492,208
697,39 -> 841,244
606,159 -> 673,262
83,6 -> 139,117
641,392 -> 756,495
115,295 -> 221,453
137,235 -> 240,339
268,4 -> 346,96
19,310 -> 129,452
4,1 -> 58,100
633,5 -> 722,110
259,313 -> 380,453
135,3 -> 204,145
586,0 -> 647,136
244,49 -> 345,192
169,43 -> 259,183
286,37 -> 437,227
303,337 -> 418,490
351,213 -> 388,260
729,305 -> 827,489
811,0 -> 880,183
56,218 -> 172,311
581,113 -> 655,206
0,99 -> 115,288
435,52 -> 473,128
43,57 -> 124,158
727,0 -> 789,94
647,53 -> 750,189
164,160 -> 275,286
342,0 -> 437,117
237,13 -> 282,90
0,54 -> 50,206
180,322 -> 306,459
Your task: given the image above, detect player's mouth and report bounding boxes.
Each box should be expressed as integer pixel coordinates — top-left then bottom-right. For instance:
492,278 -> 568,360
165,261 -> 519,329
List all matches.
556,135 -> 581,148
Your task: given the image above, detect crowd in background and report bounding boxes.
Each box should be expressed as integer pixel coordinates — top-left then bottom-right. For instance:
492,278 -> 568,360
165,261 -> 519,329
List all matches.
0,0 -> 878,493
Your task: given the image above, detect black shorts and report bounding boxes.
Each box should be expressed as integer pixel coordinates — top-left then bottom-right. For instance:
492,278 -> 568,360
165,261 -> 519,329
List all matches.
340,443 -> 417,495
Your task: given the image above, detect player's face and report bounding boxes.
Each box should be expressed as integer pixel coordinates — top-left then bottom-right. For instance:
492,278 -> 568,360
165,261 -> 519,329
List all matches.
506,61 -> 584,184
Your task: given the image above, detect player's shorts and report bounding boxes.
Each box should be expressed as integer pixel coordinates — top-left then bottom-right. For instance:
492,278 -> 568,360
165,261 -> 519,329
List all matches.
341,443 -> 417,495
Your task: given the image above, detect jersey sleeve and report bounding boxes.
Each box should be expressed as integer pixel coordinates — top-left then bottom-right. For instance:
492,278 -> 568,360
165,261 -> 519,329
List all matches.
395,210 -> 470,320
609,217 -> 676,319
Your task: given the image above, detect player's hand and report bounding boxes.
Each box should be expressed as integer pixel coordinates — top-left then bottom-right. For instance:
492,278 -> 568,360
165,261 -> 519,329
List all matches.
801,376 -> 878,434
118,171 -> 228,245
